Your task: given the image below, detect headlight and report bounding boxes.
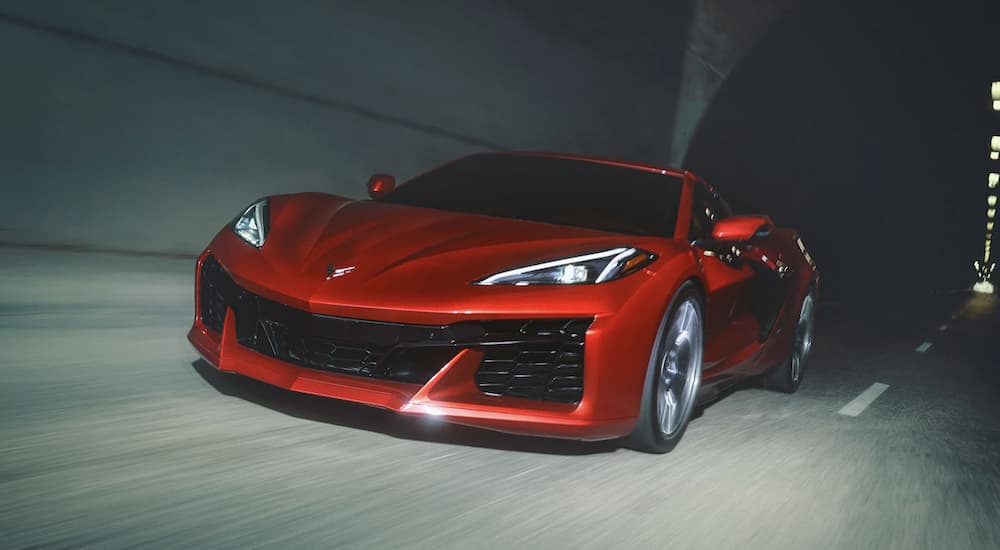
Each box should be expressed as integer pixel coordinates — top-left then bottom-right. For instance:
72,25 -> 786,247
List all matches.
232,198 -> 269,248
475,247 -> 655,286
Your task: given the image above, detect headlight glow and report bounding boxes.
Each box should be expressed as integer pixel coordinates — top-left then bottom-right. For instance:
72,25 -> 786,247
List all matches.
232,199 -> 269,248
475,247 -> 655,286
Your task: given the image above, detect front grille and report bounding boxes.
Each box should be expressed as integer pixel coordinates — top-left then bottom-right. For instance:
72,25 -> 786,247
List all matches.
198,255 -> 591,402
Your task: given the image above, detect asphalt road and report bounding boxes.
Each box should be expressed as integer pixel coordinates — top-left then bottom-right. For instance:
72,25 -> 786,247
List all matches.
2,248 -> 999,549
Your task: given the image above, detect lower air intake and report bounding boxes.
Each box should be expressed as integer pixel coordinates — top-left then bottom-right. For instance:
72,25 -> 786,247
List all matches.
474,319 -> 591,404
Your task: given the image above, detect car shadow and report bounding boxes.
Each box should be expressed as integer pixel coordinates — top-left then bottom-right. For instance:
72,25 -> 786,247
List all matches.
690,378 -> 757,423
191,359 -> 624,456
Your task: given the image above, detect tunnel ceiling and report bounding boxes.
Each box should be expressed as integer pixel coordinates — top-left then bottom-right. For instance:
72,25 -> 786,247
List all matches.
498,1 -> 690,79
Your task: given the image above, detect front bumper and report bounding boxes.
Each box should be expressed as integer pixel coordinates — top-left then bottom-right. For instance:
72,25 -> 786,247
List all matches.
187,249 -> 663,441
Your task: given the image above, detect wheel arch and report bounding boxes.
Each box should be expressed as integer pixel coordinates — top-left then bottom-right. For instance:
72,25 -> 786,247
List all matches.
629,277 -> 705,430
626,277 -> 706,451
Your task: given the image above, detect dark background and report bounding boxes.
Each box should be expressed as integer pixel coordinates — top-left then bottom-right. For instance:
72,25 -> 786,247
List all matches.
686,0 -> 999,302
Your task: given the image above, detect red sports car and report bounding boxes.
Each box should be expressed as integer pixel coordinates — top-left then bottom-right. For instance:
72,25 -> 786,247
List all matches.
188,152 -> 817,453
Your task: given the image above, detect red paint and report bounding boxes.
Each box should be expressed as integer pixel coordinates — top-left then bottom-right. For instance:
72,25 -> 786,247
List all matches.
188,153 -> 817,441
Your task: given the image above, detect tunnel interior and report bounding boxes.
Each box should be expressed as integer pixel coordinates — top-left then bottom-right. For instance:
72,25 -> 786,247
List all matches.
685,0 -> 999,303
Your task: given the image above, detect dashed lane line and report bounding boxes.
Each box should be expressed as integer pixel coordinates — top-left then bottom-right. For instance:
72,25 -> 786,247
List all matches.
915,342 -> 933,353
838,383 -> 890,417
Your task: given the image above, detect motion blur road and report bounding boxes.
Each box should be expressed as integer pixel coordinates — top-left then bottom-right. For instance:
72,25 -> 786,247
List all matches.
2,247 -> 999,549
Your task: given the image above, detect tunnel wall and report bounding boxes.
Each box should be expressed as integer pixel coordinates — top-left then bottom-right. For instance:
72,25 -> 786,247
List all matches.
0,1 -> 675,254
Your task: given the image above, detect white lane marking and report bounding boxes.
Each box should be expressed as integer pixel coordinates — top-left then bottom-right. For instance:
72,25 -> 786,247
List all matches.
838,383 -> 890,417
915,342 -> 933,353
507,465 -> 545,480
938,324 -> 948,332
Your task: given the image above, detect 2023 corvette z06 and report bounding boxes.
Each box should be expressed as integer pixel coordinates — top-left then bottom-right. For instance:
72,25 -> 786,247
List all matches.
188,152 -> 818,453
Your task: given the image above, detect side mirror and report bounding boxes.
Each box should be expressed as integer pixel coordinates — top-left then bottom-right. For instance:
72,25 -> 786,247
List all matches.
367,174 -> 396,199
711,215 -> 775,242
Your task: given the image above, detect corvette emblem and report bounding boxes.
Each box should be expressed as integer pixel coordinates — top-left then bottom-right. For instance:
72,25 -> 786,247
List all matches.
326,264 -> 356,280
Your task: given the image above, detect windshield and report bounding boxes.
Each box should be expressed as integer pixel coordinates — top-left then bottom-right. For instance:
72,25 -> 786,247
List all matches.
383,154 -> 683,236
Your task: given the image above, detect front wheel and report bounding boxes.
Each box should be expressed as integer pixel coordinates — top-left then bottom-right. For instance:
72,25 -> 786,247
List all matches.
765,292 -> 815,393
627,283 -> 704,454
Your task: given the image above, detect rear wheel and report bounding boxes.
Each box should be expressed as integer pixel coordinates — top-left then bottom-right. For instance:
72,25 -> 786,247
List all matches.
627,283 -> 704,454
765,292 -> 814,393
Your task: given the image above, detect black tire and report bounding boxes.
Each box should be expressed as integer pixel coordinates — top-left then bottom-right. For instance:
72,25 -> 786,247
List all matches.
764,291 -> 815,393
627,282 -> 704,454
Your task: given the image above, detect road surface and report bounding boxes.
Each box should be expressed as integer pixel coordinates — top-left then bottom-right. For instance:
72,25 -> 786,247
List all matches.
1,247 -> 998,549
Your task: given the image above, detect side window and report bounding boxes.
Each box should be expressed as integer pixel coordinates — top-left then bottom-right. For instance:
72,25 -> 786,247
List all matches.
688,183 -> 731,241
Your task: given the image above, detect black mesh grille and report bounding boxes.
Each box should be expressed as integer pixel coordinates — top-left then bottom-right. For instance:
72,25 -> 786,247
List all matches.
474,319 -> 590,403
197,255 -> 591,401
199,255 -> 228,333
242,301 -> 459,382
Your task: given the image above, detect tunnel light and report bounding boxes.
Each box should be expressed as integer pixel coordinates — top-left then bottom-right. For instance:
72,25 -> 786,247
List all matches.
990,209 -> 997,219
989,222 -> 995,231
991,173 -> 999,188
974,281 -> 995,294
993,136 -> 1000,152
990,196 -> 998,207
993,81 -> 1000,99
993,152 -> 1000,160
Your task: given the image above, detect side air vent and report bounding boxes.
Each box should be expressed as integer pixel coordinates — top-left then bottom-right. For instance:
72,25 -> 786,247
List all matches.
474,319 -> 591,404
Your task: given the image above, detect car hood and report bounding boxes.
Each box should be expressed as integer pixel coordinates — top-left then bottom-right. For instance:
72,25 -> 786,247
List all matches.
233,193 -> 676,314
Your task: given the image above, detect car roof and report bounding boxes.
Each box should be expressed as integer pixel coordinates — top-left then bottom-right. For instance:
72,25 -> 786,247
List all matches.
471,151 -> 689,179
